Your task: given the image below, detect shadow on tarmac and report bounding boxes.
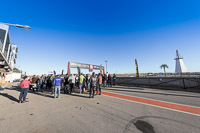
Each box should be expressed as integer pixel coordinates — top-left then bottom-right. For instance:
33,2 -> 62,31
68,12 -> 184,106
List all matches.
4,84 -> 91,101
4,85 -> 55,100
0,93 -> 19,102
71,93 -> 89,98
29,91 -> 54,98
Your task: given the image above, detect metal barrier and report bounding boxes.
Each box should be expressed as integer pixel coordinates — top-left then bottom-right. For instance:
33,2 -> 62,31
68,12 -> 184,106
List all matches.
116,77 -> 200,89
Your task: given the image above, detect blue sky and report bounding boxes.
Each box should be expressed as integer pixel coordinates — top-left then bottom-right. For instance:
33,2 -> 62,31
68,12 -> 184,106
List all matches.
1,0 -> 200,75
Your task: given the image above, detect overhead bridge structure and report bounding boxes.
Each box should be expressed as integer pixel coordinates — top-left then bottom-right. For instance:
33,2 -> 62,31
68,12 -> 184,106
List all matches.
0,24 -> 17,72
67,61 -> 105,76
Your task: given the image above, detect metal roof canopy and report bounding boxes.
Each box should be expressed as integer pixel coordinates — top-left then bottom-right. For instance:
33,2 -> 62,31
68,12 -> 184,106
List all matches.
0,24 -> 12,72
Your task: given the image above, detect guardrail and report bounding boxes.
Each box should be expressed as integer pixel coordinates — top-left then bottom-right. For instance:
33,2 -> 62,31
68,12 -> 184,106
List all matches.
116,77 -> 200,90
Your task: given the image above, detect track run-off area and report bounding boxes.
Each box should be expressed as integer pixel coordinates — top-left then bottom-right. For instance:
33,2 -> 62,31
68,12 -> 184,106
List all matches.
102,91 -> 200,116
0,82 -> 200,133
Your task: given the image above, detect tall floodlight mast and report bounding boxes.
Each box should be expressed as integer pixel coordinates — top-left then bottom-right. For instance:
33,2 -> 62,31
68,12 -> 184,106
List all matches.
175,50 -> 187,73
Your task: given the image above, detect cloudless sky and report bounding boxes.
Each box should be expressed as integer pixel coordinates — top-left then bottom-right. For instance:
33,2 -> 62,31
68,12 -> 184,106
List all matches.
1,0 -> 200,75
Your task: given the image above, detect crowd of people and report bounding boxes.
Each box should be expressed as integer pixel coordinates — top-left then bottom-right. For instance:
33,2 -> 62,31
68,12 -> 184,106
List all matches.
18,72 -> 117,103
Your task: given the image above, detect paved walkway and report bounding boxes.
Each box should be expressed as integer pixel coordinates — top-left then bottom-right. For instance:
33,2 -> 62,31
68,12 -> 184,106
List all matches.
0,82 -> 199,133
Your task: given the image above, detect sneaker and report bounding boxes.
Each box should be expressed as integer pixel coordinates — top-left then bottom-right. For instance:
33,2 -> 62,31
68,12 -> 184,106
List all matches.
18,101 -> 22,103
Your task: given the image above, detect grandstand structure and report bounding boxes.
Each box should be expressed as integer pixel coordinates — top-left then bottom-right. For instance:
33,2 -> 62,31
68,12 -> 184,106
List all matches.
0,24 -> 18,73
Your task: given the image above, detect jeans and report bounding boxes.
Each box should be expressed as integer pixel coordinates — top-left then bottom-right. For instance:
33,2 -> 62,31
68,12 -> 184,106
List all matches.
98,84 -> 102,94
108,80 -> 112,87
19,88 -> 29,102
40,84 -> 44,92
87,83 -> 90,91
89,85 -> 95,98
51,86 -> 54,94
69,83 -> 74,94
113,79 -> 116,86
54,86 -> 61,98
79,83 -> 83,93
96,85 -> 98,94
103,80 -> 106,88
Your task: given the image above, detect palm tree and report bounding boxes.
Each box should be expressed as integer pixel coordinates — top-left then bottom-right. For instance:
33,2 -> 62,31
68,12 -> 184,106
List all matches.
160,64 -> 168,76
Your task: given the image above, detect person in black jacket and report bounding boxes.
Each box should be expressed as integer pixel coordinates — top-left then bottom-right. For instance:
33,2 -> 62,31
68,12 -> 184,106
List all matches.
112,73 -> 116,86
63,75 -> 69,94
89,72 -> 97,98
102,74 -> 106,88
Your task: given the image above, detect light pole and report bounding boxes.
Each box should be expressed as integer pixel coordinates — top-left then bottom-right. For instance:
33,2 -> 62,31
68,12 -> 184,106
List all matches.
105,60 -> 108,73
0,22 -> 31,30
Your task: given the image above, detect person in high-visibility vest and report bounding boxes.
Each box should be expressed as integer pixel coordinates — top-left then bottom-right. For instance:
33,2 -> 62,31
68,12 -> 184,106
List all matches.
79,73 -> 84,93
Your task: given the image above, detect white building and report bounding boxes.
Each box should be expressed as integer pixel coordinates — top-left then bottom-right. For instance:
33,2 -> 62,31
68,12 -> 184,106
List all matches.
175,50 -> 187,73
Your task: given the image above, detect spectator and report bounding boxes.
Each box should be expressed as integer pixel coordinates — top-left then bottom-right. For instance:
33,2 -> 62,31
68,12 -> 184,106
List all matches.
102,74 -> 107,88
19,76 -> 31,103
53,75 -> 62,98
63,74 -> 69,94
39,75 -> 44,92
31,75 -> 38,92
108,74 -> 112,87
86,74 -> 90,91
79,73 -> 84,93
89,72 -> 97,98
75,74 -> 79,88
112,73 -> 117,86
97,73 -> 102,95
68,74 -> 75,94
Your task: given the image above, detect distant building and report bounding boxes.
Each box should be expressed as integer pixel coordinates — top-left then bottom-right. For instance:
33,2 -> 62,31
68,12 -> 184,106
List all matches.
175,50 -> 187,73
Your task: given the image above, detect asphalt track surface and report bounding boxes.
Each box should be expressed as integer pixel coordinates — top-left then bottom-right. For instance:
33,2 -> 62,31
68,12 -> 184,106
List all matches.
0,82 -> 199,133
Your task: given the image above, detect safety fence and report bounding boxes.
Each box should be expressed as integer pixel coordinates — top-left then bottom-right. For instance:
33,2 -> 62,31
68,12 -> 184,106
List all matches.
116,77 -> 200,90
